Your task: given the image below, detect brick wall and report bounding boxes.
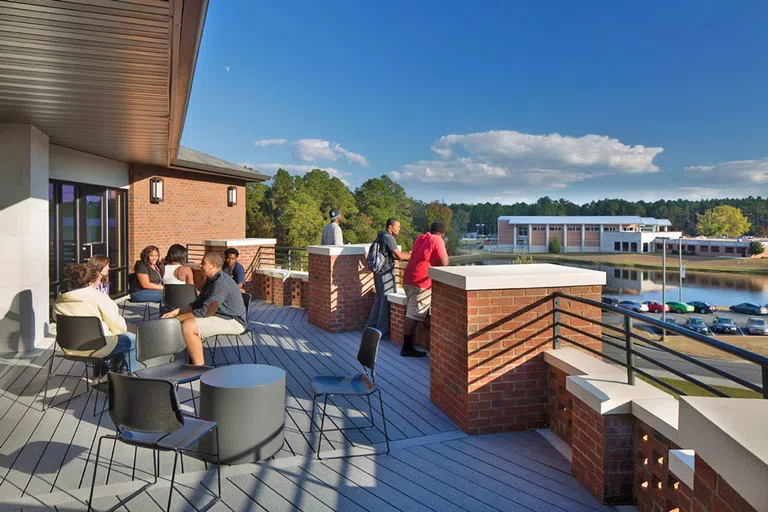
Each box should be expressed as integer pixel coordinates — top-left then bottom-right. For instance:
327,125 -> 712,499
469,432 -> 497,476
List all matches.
429,283 -> 602,435
634,419 -> 692,512
388,300 -> 429,349
497,222 -> 514,245
571,395 -> 634,505
128,164 -> 246,264
548,366 -> 571,445
308,252 -> 374,332
694,455 -> 757,512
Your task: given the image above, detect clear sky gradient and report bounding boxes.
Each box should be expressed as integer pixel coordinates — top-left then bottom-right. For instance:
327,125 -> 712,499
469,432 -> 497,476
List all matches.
180,0 -> 768,204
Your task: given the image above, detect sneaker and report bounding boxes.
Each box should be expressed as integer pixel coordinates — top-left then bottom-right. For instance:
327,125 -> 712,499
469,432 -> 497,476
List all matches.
400,348 -> 427,358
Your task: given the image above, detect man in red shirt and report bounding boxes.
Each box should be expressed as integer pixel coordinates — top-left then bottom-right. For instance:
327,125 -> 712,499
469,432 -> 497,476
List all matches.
401,221 -> 450,357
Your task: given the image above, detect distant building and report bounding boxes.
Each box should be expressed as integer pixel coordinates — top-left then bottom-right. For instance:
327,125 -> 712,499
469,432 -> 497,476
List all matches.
496,216 -> 681,253
666,237 -> 768,259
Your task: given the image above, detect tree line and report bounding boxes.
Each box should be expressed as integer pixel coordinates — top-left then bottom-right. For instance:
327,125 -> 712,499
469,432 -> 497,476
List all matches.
246,168 -> 768,251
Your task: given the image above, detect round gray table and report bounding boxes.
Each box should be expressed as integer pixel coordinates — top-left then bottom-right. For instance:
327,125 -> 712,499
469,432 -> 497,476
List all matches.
198,364 -> 286,464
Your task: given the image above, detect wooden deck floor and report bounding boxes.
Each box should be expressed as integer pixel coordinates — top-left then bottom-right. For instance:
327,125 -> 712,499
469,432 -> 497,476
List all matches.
0,301 -> 614,511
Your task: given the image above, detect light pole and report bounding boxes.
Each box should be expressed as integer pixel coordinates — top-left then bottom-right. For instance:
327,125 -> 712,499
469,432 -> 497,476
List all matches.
678,238 -> 683,302
662,238 -> 667,342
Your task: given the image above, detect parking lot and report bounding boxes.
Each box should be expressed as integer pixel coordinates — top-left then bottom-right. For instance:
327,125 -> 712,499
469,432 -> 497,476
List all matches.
605,309 -> 768,336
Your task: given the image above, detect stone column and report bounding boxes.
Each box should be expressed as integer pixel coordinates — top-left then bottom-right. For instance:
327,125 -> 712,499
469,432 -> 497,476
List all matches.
512,225 -> 517,252
563,223 -> 568,251
0,124 -> 49,355
307,245 -> 374,333
545,224 -> 550,250
581,224 -> 586,252
429,264 -> 605,435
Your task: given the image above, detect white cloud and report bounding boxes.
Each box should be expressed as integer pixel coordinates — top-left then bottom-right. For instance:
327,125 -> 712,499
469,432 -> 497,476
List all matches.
685,158 -> 768,185
224,66 -> 231,72
244,162 -> 352,186
292,139 -> 368,166
253,139 -> 287,148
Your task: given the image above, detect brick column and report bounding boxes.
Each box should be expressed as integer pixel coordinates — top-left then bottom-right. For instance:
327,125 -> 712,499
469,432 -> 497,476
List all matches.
202,238 -> 276,297
429,264 -> 605,435
307,245 -> 374,333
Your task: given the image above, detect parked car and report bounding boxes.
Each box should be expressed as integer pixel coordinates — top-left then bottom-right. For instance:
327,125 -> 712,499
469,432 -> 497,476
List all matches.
619,300 -> 649,313
601,297 -> 619,307
683,317 -> 711,335
688,301 -> 716,314
746,317 -> 768,335
666,301 -> 694,314
643,301 -> 669,313
711,316 -> 739,334
730,303 -> 768,315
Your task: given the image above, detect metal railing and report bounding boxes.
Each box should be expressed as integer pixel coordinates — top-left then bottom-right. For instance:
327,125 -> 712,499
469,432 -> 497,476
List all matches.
487,292 -> 768,399
258,246 -> 309,271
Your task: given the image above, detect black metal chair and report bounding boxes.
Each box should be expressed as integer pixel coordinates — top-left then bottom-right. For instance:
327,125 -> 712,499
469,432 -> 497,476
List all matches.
160,283 -> 197,315
42,316 -> 132,416
88,373 -> 221,512
308,327 -> 390,460
120,273 -> 161,321
205,292 -> 256,366
134,319 -> 212,416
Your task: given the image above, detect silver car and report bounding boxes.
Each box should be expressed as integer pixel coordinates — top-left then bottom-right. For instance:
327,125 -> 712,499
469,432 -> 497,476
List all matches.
746,317 -> 768,335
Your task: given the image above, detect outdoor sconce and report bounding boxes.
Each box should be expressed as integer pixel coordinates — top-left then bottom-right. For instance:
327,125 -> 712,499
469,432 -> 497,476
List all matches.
227,186 -> 237,206
149,177 -> 164,203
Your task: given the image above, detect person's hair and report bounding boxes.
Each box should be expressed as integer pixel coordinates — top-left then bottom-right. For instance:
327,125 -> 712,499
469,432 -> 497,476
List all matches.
88,254 -> 110,285
224,248 -> 239,258
135,245 -> 160,272
430,221 -> 447,235
203,251 -> 223,268
385,218 -> 399,228
165,244 -> 188,264
65,263 -> 101,290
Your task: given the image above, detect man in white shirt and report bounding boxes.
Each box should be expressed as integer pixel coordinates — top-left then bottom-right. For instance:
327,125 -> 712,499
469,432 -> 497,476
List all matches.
320,208 -> 343,245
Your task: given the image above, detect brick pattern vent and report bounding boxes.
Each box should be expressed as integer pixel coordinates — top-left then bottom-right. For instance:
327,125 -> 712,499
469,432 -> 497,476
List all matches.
634,420 -> 691,512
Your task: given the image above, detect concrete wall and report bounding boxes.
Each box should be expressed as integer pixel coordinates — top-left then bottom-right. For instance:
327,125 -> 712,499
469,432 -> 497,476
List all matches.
0,124 -> 49,354
49,145 -> 129,189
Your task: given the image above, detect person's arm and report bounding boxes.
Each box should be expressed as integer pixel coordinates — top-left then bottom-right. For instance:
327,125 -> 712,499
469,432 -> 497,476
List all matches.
136,269 -> 163,290
385,234 -> 410,260
392,249 -> 410,260
234,263 -> 246,290
99,296 -> 128,334
163,301 -> 217,321
434,237 -> 450,267
333,224 -> 343,245
178,266 -> 196,286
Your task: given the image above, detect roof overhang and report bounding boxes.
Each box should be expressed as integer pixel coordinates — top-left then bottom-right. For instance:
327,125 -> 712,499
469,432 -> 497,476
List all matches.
170,160 -> 270,182
0,0 -> 208,167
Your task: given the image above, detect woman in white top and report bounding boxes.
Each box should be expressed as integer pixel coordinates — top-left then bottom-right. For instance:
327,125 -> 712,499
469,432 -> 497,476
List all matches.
162,244 -> 195,285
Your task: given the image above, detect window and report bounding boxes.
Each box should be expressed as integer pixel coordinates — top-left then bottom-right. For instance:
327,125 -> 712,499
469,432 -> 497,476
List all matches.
604,226 -> 619,232
614,241 -> 621,251
614,269 -> 621,278
701,246 -> 709,252
585,226 -> 600,232
622,242 -> 629,252
725,247 -> 734,254
549,226 -> 562,231
517,227 -> 528,236
568,226 -> 580,231
532,226 -> 546,231
711,246 -> 720,253
631,242 -> 638,252
687,245 -> 695,252
656,243 -> 664,251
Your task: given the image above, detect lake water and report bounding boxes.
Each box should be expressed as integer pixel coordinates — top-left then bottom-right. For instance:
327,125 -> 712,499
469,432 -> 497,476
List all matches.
460,260 -> 768,306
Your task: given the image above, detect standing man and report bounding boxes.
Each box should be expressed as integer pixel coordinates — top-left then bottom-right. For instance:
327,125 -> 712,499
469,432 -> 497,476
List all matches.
401,221 -> 449,357
366,218 -> 410,339
320,208 -> 343,245
162,252 -> 247,366
222,248 -> 245,290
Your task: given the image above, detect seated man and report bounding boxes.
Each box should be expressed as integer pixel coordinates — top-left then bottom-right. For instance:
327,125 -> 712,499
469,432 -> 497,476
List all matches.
222,247 -> 246,290
162,252 -> 246,365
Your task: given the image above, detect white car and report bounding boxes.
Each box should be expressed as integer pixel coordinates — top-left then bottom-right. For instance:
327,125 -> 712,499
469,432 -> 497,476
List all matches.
618,300 -> 649,313
746,317 -> 768,336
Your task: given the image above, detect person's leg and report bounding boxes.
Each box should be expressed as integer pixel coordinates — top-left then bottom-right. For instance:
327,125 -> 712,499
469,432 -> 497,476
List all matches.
376,269 -> 396,337
181,318 -> 205,365
365,272 -> 385,329
116,332 -> 138,373
402,285 -> 427,357
130,289 -> 163,303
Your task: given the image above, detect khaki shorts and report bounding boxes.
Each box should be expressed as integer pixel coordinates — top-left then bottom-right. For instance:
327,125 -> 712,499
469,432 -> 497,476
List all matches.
195,316 -> 245,339
404,284 -> 432,321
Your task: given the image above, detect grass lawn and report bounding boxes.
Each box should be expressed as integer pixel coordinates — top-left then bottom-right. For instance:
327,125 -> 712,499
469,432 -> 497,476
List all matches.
638,375 -> 760,399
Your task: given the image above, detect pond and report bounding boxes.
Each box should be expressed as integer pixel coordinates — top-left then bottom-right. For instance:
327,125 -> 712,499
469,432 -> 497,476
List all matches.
460,260 -> 768,306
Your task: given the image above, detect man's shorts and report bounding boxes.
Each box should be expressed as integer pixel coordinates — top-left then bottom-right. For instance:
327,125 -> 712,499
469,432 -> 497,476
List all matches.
194,316 -> 245,340
404,284 -> 432,321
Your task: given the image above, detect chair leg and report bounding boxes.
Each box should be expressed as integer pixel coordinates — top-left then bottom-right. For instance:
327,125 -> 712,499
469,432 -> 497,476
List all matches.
309,395 -> 317,433
143,302 -> 150,322
215,427 -> 222,499
105,433 -> 118,484
131,446 -> 138,481
366,394 -> 374,429
248,330 -> 257,363
88,436 -> 106,512
152,449 -> 158,484
317,395 -> 329,460
42,351 -> 55,411
377,389 -> 390,455
189,382 -> 197,416
167,452 -> 179,512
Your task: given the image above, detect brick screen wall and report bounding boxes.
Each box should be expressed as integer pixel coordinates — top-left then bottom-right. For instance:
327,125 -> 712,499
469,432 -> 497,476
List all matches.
634,419 -> 692,512
549,366 -> 571,445
694,455 -> 757,512
308,253 -> 374,332
128,164 -> 246,265
429,283 -> 602,435
388,300 -> 429,350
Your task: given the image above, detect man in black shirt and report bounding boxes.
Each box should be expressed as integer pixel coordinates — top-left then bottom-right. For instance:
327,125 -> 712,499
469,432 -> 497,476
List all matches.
366,218 -> 410,338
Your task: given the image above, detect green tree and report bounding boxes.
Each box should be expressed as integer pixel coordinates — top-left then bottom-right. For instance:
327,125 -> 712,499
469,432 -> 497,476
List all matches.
270,169 -> 295,244
424,202 -> 453,232
245,182 -> 274,238
281,189 -> 325,247
355,176 -> 416,247
696,205 -> 751,237
548,237 -> 561,254
749,241 -> 765,256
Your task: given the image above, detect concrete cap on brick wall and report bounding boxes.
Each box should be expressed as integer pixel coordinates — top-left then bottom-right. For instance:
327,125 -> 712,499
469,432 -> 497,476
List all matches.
307,244 -> 369,256
679,397 -> 768,510
428,263 -> 605,291
254,268 -> 290,279
668,449 -> 695,490
204,238 -> 277,246
631,398 -> 680,445
566,374 -> 668,415
385,292 -> 407,305
544,348 -> 625,378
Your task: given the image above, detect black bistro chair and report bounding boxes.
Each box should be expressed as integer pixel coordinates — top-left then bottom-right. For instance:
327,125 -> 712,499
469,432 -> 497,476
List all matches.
160,283 -> 197,315
88,373 -> 221,512
43,315 -> 131,416
308,327 -> 390,460
134,319 -> 213,416
204,292 -> 256,366
120,273 -> 161,321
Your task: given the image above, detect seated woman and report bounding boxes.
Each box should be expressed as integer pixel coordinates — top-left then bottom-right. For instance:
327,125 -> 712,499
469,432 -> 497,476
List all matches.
88,254 -> 110,295
131,245 -> 163,302
162,244 -> 195,285
54,263 -> 137,372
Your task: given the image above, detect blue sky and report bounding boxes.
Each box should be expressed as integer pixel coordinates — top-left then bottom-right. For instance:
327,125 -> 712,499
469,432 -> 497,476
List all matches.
180,0 -> 768,204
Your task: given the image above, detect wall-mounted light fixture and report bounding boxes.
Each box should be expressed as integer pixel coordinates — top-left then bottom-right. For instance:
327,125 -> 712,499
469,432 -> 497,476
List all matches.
150,177 -> 164,203
227,186 -> 237,207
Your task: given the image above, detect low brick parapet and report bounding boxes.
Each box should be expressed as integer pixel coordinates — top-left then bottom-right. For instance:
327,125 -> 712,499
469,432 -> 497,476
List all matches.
252,268 -> 307,308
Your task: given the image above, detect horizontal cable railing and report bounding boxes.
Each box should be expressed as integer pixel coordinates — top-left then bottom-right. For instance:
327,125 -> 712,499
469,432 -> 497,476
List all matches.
551,292 -> 768,398
256,246 -> 309,271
